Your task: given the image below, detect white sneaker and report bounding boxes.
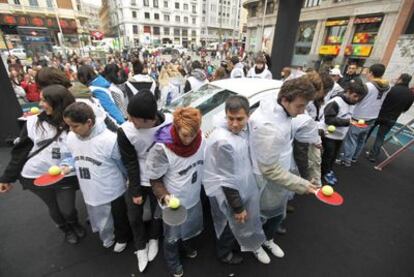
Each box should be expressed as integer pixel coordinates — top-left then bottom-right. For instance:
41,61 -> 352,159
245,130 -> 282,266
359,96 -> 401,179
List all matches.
113,242 -> 127,253
135,249 -> 148,272
148,239 -> 159,262
103,239 -> 115,248
263,240 -> 285,258
254,247 -> 271,264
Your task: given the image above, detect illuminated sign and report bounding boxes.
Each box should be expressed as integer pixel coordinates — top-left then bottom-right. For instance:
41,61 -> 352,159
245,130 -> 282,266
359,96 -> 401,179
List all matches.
325,19 -> 349,26
344,45 -> 373,57
319,45 -> 341,55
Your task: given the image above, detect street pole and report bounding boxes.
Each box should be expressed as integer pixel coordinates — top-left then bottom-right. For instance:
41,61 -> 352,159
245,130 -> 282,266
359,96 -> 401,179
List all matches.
53,0 -> 67,58
260,0 -> 268,52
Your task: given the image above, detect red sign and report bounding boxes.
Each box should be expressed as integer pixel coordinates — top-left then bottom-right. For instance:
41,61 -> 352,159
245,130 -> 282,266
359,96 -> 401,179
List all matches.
91,31 -> 104,40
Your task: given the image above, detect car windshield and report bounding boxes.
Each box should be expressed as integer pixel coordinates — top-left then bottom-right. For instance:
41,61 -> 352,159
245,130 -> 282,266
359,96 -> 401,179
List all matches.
164,84 -> 236,115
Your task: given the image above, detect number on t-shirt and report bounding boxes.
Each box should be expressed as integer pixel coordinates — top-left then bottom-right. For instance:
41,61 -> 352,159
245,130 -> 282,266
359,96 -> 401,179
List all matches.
78,167 -> 91,179
51,148 -> 61,159
191,171 -> 198,184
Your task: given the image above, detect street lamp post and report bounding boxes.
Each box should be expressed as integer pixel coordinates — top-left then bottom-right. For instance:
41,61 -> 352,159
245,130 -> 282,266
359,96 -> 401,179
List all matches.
260,0 -> 268,52
53,0 -> 67,58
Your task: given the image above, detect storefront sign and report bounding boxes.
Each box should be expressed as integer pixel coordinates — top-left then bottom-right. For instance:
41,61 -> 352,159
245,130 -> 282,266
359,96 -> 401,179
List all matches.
345,45 -> 373,57
325,19 -> 349,26
0,14 -> 77,33
353,32 -> 376,44
319,45 -> 340,55
354,17 -> 383,24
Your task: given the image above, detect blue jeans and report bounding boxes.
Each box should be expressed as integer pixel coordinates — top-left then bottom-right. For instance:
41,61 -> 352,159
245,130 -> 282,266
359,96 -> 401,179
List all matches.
263,214 -> 284,241
163,239 -> 194,274
342,120 -> 375,162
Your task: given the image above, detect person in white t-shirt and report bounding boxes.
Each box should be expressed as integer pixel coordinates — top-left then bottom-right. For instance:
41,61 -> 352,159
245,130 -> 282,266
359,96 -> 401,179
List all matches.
63,102 -> 132,253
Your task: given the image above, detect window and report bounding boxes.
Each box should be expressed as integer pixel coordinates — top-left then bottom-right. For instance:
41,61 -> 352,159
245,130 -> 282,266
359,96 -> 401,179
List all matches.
144,0 -> 149,7
184,17 -> 188,23
182,29 -> 188,36
154,13 -> 160,20
175,2 -> 179,9
29,0 -> 38,6
294,21 -> 317,55
13,0 -> 21,4
164,14 -> 170,21
46,0 -> 53,8
145,12 -> 150,19
266,1 -> 274,15
325,25 -> 347,45
164,0 -> 168,7
303,0 -> 320,8
184,3 -> 188,10
132,11 -> 137,18
153,0 -> 158,7
192,5 -> 196,13
131,0 -> 136,5
175,16 -> 180,22
154,26 -> 160,35
191,30 -> 196,37
250,5 -> 257,17
133,25 -> 138,34
192,17 -> 196,24
164,27 -> 170,35
144,26 -> 151,33
174,28 -> 180,36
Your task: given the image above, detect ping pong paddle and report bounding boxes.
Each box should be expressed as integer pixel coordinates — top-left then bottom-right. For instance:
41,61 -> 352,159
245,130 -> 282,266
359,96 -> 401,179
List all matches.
34,173 -> 65,186
162,206 -> 188,226
351,122 -> 368,128
315,189 -> 344,206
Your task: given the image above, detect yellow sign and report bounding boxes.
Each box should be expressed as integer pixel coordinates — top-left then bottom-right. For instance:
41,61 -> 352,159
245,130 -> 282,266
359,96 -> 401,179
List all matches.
319,45 -> 340,55
326,19 -> 349,26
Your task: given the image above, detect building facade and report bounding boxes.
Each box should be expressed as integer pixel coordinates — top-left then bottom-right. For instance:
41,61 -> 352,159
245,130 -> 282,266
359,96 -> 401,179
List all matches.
200,0 -> 242,45
103,0 -> 202,49
0,0 -> 91,51
243,0 -> 414,71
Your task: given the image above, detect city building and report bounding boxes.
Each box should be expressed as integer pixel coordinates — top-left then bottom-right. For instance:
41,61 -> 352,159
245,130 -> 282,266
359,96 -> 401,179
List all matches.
99,0 -> 115,37
103,0 -> 202,49
243,0 -> 414,72
0,0 -> 90,51
200,0 -> 242,45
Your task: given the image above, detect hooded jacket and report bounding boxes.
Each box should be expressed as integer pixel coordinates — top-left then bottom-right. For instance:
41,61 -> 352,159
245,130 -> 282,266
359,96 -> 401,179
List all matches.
230,63 -> 245,79
125,74 -> 156,98
89,75 -> 125,125
352,79 -> 391,121
184,69 -> 209,93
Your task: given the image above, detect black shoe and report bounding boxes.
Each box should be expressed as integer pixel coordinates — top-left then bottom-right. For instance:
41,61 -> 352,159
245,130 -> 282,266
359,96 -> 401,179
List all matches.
365,151 -> 376,163
181,244 -> 197,258
220,251 -> 243,265
65,229 -> 79,244
276,225 -> 287,235
59,224 -> 79,244
69,222 -> 86,239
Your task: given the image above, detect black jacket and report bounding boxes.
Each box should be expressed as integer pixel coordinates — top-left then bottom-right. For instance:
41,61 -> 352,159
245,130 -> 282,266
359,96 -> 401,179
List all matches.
378,84 -> 414,121
324,95 -> 354,127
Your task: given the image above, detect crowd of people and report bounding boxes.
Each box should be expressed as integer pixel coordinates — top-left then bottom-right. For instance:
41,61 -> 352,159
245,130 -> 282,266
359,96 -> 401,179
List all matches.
1,48 -> 413,277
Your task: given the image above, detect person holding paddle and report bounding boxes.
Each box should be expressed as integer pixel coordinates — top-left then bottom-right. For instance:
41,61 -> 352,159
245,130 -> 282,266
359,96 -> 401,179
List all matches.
146,107 -> 205,277
0,85 -> 85,245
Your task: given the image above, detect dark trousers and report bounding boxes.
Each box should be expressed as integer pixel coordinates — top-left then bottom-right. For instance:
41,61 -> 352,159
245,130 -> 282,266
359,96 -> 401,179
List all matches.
164,239 -> 194,274
110,194 -> 132,243
126,187 -> 162,250
216,223 -> 238,259
321,137 -> 343,175
263,214 -> 284,241
293,140 -> 310,179
367,118 -> 395,159
31,186 -> 78,227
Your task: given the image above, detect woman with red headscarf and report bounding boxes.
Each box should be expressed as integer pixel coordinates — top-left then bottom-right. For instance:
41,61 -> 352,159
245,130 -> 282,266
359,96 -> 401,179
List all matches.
146,107 -> 205,277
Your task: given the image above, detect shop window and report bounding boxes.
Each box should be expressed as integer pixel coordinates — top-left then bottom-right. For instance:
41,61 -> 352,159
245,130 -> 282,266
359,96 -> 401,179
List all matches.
294,21 -> 316,55
325,25 -> 347,45
352,22 -> 381,44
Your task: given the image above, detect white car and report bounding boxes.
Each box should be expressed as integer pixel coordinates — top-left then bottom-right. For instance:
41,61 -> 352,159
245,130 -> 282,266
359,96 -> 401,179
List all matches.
9,48 -> 27,60
164,78 -> 283,132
